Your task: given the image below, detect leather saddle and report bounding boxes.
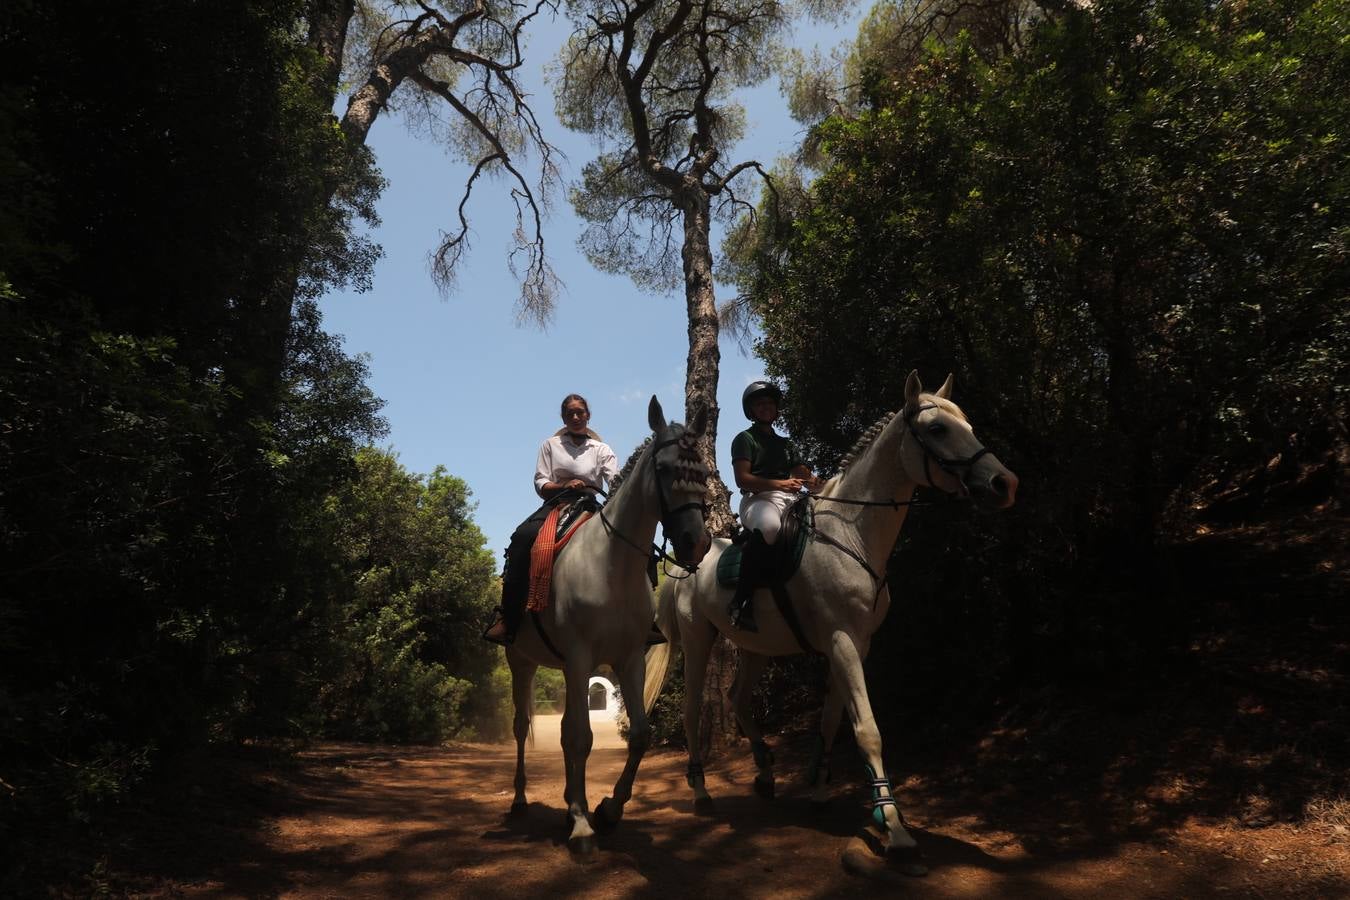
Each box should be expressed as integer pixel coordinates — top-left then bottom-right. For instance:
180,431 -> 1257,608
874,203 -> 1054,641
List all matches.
716,495 -> 813,589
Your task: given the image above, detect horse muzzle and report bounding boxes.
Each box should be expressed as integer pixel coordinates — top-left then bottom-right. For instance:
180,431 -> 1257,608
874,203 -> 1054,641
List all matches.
965,458 -> 1019,509
673,529 -> 711,568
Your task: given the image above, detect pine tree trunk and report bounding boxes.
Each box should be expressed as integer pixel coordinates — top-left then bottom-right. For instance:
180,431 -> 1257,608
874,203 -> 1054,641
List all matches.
680,188 -> 734,537
680,187 -> 739,752
340,31 -> 438,146
306,0 -> 355,107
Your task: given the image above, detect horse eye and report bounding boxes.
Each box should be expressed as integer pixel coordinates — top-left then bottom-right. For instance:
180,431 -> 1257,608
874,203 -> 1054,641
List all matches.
927,422 -> 947,435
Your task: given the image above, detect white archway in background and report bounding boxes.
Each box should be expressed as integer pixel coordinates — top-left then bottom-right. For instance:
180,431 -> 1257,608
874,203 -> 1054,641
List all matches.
587,675 -> 621,722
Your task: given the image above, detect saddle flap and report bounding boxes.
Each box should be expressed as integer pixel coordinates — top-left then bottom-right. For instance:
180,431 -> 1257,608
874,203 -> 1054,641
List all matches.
716,496 -> 813,589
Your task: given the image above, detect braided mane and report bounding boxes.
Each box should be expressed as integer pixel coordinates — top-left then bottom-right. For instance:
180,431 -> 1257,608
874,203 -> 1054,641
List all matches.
838,410 -> 899,473
606,436 -> 653,500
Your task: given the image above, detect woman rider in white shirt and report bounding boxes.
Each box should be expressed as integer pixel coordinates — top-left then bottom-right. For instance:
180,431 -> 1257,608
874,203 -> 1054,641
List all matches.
485,393 -> 653,645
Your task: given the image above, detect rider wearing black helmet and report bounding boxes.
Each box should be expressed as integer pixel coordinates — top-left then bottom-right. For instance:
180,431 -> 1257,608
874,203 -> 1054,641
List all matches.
727,381 -> 819,631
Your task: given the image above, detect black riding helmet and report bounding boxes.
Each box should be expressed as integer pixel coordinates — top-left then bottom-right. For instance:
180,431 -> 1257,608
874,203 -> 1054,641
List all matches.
741,381 -> 783,420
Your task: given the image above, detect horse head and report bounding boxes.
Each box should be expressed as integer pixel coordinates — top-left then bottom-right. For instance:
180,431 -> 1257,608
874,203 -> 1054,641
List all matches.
900,370 -> 1019,509
647,396 -> 713,567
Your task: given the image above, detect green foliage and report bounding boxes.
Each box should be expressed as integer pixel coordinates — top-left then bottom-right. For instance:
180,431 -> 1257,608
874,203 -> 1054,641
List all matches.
0,1 -> 513,888
0,0 -> 413,886
737,0 -> 1348,701
318,449 -> 505,742
533,668 -> 567,714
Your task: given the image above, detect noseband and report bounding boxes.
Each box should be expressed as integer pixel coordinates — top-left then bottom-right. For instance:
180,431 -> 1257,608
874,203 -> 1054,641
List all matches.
904,403 -> 991,491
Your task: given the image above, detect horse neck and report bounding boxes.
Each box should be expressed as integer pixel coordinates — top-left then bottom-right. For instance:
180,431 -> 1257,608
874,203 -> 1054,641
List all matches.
601,445 -> 660,560
822,416 -> 918,567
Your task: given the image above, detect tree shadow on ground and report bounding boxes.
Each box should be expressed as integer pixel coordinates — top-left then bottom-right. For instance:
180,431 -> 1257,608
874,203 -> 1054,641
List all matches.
881,508 -> 1349,852
86,727 -> 1350,899
65,509 -> 1350,897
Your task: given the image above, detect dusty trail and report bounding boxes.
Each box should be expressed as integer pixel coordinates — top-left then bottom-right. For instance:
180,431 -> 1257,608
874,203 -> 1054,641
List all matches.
127,714 -> 1346,899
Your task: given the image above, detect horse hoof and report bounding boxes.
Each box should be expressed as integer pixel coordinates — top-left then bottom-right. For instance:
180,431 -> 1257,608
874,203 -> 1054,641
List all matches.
508,801 -> 529,818
693,796 -> 715,816
888,845 -> 928,877
569,834 -> 597,858
753,776 -> 775,800
594,797 -> 622,831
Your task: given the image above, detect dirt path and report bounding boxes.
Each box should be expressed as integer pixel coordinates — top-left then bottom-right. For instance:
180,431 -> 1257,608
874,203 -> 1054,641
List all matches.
124,720 -> 1347,899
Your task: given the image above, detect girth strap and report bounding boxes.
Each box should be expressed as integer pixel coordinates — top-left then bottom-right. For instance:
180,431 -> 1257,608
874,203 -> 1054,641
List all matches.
528,610 -> 566,662
770,581 -> 820,656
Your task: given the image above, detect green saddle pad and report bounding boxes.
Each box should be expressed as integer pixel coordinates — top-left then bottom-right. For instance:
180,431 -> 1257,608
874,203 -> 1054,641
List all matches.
717,499 -> 813,588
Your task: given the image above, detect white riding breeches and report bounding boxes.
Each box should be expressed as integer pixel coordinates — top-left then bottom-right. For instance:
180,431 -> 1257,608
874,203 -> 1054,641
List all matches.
738,490 -> 797,544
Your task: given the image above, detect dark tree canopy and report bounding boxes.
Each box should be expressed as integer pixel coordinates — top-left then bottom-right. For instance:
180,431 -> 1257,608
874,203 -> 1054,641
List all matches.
734,0 -> 1348,694
0,3 -> 510,888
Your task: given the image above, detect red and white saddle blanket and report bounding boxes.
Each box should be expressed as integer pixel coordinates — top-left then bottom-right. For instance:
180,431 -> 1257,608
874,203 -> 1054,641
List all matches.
526,504 -> 593,612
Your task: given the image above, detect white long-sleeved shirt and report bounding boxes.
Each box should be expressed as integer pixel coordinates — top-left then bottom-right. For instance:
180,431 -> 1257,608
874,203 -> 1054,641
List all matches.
534,430 -> 619,497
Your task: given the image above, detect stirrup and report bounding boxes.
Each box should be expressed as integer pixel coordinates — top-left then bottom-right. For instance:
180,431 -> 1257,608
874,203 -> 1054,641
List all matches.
728,599 -> 758,633
482,612 -> 515,646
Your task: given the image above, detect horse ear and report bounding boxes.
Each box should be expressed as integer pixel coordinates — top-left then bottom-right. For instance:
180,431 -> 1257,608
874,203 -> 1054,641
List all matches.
904,370 -> 923,409
935,373 -> 955,400
692,405 -> 708,436
648,395 -> 664,432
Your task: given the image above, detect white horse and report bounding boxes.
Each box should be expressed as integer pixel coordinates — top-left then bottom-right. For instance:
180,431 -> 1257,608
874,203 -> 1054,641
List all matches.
647,371 -> 1019,872
505,396 -> 711,855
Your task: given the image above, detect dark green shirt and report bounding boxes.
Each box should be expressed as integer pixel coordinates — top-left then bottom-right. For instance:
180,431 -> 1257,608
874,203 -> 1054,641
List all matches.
730,427 -> 804,489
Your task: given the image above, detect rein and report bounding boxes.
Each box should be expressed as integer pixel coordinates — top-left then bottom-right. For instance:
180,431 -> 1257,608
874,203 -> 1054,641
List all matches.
811,494 -> 935,510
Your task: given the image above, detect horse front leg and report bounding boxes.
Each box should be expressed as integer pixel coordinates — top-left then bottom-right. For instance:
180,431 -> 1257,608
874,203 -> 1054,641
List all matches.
560,658 -> 596,855
595,651 -> 651,830
730,651 -> 774,799
681,611 -> 716,814
506,650 -> 537,817
827,631 -> 926,876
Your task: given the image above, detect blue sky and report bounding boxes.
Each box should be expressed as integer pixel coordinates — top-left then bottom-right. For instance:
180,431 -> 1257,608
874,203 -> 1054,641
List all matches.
319,8 -> 862,557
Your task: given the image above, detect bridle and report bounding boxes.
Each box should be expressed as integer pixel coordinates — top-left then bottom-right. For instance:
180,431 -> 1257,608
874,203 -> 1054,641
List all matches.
805,401 -> 991,597
902,402 -> 992,492
810,402 -> 989,511
597,428 -> 709,578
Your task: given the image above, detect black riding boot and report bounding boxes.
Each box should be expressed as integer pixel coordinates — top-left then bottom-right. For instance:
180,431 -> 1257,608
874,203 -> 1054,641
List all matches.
483,544 -> 530,645
483,504 -> 551,645
728,532 -> 767,632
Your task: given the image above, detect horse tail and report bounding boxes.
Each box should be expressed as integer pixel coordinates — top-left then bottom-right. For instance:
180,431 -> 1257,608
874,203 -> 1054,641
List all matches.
642,641 -> 670,717
526,676 -> 535,748
642,575 -> 683,715
657,572 -> 682,651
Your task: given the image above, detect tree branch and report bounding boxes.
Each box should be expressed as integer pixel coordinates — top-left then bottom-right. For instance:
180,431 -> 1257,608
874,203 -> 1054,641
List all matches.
413,72 -> 558,323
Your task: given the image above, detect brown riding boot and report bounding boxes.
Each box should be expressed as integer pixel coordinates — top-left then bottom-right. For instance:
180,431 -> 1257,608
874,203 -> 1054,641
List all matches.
482,611 -> 514,646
